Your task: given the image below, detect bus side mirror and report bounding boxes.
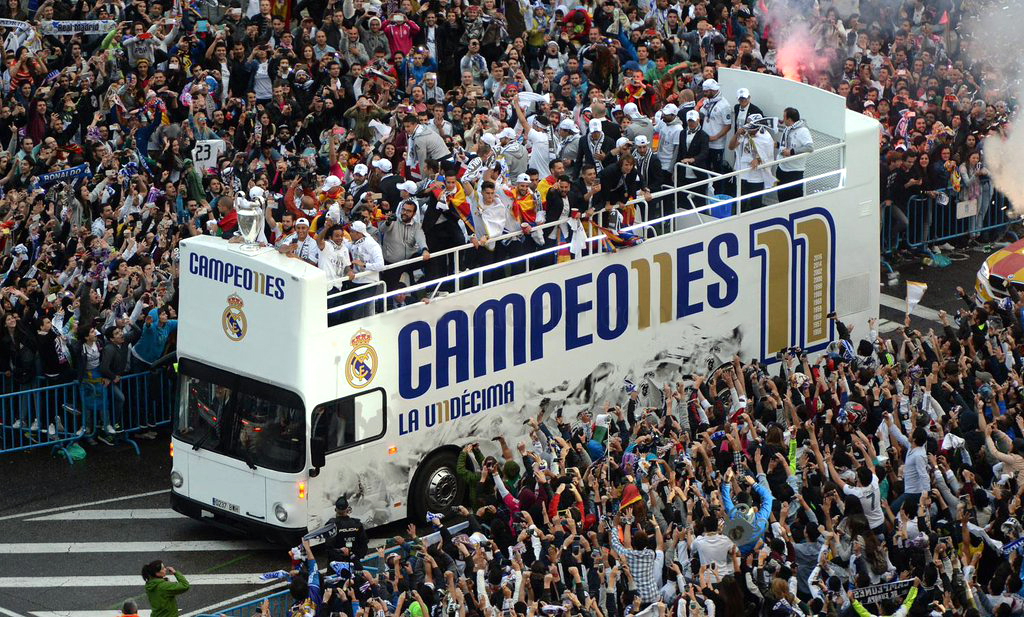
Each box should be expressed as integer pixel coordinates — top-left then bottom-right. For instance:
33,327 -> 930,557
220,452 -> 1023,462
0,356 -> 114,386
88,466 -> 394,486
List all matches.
311,436 -> 326,470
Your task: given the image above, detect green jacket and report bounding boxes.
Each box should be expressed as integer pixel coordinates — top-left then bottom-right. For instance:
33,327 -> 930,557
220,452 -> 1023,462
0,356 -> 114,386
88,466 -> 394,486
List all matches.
146,572 -> 190,617
457,448 -> 488,509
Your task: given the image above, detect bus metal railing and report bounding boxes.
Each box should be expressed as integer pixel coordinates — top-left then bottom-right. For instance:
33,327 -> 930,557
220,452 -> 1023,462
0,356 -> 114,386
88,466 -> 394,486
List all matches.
0,367 -> 175,462
329,142 -> 848,318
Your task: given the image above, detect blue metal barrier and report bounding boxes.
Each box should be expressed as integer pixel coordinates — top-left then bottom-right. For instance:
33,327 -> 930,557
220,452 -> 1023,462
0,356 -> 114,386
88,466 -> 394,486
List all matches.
194,521 -> 470,617
0,367 -> 175,462
882,187 -> 1018,262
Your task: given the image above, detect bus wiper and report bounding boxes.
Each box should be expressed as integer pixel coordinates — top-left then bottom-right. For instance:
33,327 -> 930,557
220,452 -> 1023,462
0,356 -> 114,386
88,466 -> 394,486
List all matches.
241,448 -> 257,470
192,425 -> 216,451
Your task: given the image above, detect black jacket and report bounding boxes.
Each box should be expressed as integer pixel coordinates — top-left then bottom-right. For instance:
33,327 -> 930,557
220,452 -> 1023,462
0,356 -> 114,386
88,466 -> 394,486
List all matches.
573,135 -> 615,176
732,102 -> 765,130
676,128 -> 711,176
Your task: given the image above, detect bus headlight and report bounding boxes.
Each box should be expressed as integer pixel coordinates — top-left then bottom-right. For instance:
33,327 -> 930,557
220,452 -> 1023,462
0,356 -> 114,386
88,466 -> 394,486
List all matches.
170,471 -> 184,488
274,503 -> 288,522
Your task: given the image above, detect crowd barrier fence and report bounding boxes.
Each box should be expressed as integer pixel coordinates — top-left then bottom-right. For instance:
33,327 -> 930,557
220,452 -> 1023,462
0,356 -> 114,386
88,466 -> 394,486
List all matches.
0,367 -> 176,462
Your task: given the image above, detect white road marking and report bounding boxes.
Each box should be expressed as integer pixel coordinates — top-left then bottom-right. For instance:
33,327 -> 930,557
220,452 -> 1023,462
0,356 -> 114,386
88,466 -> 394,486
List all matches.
31,612 -> 152,617
0,575 -> 273,588
26,509 -> 183,522
0,490 -> 171,522
0,608 -> 29,617
0,541 -> 270,554
879,293 -> 942,321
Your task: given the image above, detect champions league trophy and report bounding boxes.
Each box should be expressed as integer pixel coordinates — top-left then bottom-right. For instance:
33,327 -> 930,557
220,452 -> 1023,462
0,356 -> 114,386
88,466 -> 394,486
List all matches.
235,187 -> 266,253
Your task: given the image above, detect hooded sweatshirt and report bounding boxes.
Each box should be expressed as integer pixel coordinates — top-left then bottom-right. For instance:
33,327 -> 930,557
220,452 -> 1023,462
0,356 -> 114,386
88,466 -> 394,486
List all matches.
145,572 -> 190,617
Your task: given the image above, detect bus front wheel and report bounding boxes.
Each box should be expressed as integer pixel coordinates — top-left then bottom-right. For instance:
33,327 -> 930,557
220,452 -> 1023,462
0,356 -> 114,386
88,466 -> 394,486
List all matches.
410,450 -> 464,521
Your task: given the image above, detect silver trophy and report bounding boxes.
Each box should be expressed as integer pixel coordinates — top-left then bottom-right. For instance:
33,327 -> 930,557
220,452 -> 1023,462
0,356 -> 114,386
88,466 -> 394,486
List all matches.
235,189 -> 265,252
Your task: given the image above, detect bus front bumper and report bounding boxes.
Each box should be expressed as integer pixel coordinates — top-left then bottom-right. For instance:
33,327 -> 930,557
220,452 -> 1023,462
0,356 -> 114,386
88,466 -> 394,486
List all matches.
170,491 -> 306,545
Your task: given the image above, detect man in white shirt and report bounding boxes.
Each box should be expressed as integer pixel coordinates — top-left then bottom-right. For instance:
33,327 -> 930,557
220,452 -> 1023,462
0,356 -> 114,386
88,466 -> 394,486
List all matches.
317,224 -> 352,291
345,220 -> 386,318
654,103 -> 683,173
690,514 -> 735,578
279,218 -> 320,265
728,113 -> 774,212
775,107 -> 814,202
827,456 -> 884,535
699,78 -> 731,184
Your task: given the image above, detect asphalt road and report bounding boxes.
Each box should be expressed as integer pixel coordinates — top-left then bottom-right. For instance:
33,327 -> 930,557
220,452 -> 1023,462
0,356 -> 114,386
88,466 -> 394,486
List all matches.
0,241 -> 999,617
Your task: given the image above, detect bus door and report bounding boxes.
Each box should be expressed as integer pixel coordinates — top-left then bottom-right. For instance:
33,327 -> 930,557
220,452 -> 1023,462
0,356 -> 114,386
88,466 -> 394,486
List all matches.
308,387 -> 388,529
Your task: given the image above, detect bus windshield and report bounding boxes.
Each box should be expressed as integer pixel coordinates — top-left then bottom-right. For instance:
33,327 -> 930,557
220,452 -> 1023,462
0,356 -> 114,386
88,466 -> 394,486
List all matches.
173,359 -> 306,473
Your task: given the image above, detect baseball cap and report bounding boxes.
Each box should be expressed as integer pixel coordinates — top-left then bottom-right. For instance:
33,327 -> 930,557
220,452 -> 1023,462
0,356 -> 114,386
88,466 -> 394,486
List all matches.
702,78 -> 720,91
662,103 -> 679,116
295,218 -> 310,227
372,158 -> 392,172
350,221 -> 368,235
334,495 -> 350,511
615,136 -> 631,149
623,102 -> 642,119
685,109 -> 700,122
737,87 -> 750,99
588,119 -> 603,134
353,163 -> 368,176
634,135 -> 649,146
320,175 -> 342,192
516,173 -> 531,184
498,127 -> 516,140
398,181 -> 418,194
480,132 -> 499,147
558,119 -> 576,132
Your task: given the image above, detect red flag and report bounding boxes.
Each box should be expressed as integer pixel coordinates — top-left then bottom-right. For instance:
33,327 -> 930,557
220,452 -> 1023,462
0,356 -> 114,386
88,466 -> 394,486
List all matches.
939,10 -> 949,24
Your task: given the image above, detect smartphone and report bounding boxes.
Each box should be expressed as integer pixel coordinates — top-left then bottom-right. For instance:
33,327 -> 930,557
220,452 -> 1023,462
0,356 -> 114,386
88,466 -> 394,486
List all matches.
197,20 -> 208,32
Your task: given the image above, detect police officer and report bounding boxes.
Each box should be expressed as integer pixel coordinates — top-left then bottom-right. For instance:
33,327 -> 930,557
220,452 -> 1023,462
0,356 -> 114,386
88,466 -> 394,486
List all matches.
325,496 -> 368,564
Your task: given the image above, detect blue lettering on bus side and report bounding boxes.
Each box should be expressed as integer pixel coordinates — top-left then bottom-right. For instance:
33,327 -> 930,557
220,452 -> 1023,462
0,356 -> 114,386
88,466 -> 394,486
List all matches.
597,264 -> 629,341
529,283 -> 562,361
676,242 -> 703,318
707,233 -> 739,309
188,252 -> 286,300
393,227 -> 782,405
473,295 -> 528,377
398,381 -> 515,435
435,310 -> 470,389
564,273 -> 593,351
398,321 -> 432,399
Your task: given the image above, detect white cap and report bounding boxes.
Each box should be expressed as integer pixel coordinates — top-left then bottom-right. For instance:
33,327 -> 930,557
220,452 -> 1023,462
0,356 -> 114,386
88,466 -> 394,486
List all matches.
320,175 -> 342,192
480,132 -> 499,147
615,136 -> 631,150
372,158 -> 392,172
349,220 -> 368,235
353,163 -> 368,176
623,102 -> 642,119
498,127 -> 517,141
746,113 -> 764,125
398,180 -> 418,194
295,217 -> 310,227
685,109 -> 700,122
588,119 -> 603,134
558,118 -> 577,132
736,87 -> 750,99
633,134 -> 649,146
661,103 -> 678,116
515,173 -> 531,184
702,78 -> 719,91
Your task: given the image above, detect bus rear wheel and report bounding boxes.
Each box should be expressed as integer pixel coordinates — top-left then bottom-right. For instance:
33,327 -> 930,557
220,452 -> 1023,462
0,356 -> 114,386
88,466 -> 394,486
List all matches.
410,451 -> 464,522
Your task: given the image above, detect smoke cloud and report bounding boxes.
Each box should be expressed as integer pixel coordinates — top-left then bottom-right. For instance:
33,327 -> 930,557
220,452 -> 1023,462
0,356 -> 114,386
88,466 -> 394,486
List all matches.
757,0 -> 835,83
962,1 -> 1023,212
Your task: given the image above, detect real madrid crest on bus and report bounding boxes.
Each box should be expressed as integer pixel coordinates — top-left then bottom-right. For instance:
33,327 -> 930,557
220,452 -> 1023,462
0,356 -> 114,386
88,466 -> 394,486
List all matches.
222,293 -> 247,342
345,329 -> 377,389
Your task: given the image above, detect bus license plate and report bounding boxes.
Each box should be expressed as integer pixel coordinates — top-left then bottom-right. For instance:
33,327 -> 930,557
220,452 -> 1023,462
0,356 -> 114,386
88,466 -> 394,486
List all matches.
212,498 -> 240,513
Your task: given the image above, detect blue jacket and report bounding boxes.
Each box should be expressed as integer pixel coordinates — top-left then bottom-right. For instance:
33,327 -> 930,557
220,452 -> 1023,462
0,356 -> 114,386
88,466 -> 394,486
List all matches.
722,477 -> 773,555
133,308 -> 177,364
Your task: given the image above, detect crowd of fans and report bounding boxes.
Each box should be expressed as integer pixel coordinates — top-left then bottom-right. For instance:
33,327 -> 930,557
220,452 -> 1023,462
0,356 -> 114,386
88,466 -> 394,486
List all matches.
281,304 -> 1024,617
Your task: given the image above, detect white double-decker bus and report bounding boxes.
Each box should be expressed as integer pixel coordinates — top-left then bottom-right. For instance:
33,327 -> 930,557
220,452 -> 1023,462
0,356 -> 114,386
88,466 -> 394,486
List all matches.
169,70 -> 880,540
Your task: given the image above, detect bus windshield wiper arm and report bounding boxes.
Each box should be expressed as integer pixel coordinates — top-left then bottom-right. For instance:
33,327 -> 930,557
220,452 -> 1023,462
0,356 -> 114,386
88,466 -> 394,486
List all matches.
241,448 -> 257,470
192,425 -> 215,451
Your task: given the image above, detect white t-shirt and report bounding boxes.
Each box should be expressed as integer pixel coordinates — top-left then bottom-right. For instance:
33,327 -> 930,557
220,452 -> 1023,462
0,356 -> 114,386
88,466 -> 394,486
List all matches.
691,533 -> 735,578
843,475 -> 883,529
701,96 -> 732,150
526,129 -> 550,174
318,240 -> 351,287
